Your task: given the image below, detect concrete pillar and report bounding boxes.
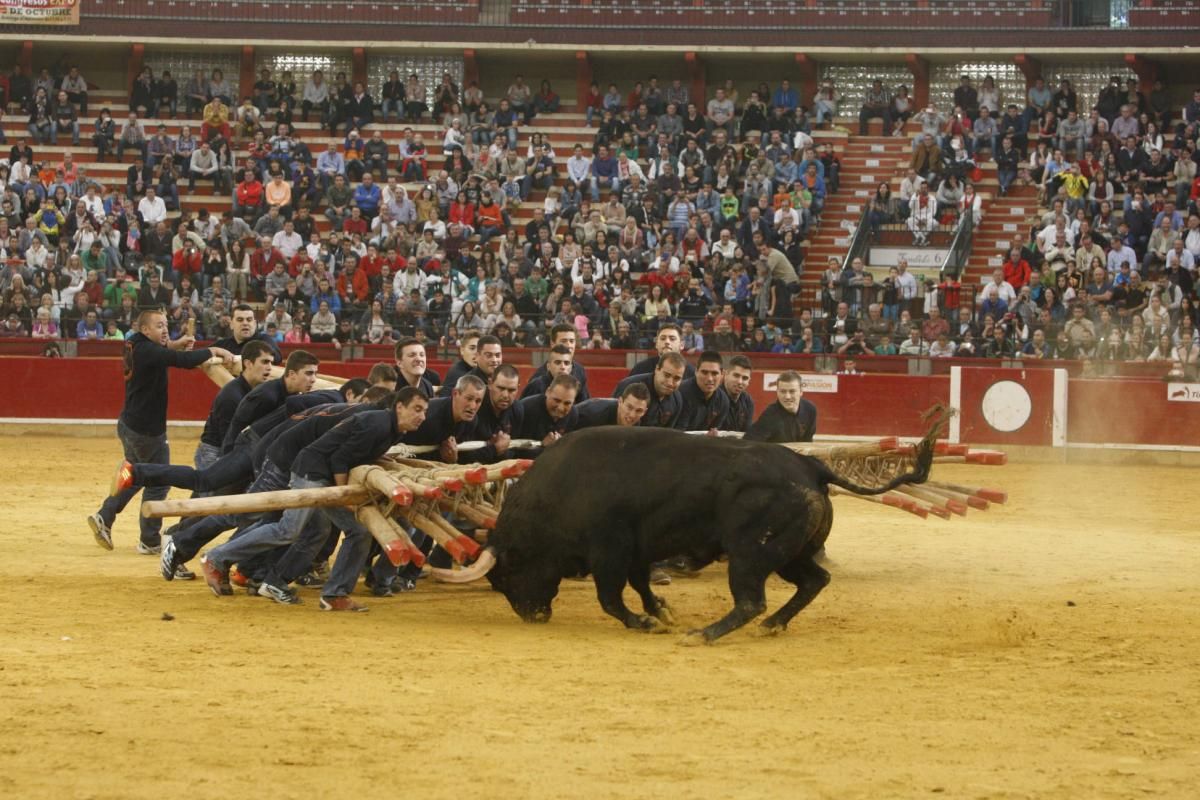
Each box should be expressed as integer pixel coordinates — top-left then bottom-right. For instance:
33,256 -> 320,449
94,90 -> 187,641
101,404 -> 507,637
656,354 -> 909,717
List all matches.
575,50 -> 592,114
906,54 -> 930,109
685,51 -> 705,112
240,46 -> 256,101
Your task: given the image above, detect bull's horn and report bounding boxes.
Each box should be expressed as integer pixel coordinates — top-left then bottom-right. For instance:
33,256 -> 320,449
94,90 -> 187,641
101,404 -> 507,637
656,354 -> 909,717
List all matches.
428,548 -> 496,584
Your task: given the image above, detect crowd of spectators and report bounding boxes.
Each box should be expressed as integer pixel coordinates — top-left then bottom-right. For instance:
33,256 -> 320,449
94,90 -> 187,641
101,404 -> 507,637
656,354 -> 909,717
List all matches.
0,60 -> 1196,376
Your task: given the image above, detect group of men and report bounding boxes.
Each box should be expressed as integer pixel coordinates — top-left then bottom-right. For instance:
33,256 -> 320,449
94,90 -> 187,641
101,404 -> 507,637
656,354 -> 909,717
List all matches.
90,315 -> 817,608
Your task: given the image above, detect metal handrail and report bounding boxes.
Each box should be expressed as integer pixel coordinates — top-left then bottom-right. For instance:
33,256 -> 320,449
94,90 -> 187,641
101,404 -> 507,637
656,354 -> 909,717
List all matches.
840,204 -> 872,272
940,211 -> 974,279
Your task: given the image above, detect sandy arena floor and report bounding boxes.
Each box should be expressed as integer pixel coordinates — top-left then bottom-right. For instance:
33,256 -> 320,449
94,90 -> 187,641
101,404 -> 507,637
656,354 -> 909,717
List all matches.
0,429 -> 1197,799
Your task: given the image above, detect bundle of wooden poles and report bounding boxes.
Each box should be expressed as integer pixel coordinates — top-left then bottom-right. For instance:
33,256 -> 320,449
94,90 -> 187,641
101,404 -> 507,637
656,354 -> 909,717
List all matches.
142,456 -> 534,568
783,436 -> 1008,520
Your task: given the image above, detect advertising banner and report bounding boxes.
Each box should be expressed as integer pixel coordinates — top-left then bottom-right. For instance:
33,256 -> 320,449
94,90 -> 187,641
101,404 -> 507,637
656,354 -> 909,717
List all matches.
0,0 -> 80,25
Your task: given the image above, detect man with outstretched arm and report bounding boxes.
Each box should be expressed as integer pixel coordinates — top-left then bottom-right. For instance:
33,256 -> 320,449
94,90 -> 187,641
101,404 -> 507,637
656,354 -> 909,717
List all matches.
89,309 -> 234,553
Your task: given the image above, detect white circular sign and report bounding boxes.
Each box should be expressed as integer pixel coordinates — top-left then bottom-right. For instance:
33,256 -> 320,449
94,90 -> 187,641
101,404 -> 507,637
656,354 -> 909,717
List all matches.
980,380 -> 1032,433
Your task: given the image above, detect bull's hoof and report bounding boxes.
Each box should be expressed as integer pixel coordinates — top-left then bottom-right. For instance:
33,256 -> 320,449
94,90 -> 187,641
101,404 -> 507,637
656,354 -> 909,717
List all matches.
754,622 -> 786,637
677,630 -> 711,647
651,596 -> 677,627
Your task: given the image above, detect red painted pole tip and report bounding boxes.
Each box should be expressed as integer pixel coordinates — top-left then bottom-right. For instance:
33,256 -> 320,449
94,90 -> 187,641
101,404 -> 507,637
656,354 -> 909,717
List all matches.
444,538 -> 468,564
455,535 -> 482,558
391,486 -> 414,507
976,488 -> 1008,504
462,466 -> 488,484
383,540 -> 410,567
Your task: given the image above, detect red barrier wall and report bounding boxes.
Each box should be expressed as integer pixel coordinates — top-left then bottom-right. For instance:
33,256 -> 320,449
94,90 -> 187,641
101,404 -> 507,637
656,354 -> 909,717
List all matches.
1068,378 -> 1200,448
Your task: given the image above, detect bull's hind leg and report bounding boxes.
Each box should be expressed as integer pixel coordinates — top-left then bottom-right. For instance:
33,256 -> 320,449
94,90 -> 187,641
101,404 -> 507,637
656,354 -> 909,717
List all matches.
681,557 -> 769,645
629,561 -> 676,627
591,536 -> 664,632
758,556 -> 831,634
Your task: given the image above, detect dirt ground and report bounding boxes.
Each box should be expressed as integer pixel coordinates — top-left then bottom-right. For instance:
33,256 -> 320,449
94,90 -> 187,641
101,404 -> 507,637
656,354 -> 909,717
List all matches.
0,429 -> 1197,799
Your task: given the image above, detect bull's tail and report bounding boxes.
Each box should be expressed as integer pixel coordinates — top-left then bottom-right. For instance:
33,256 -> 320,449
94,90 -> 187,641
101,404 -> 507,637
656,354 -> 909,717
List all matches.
814,404 -> 949,497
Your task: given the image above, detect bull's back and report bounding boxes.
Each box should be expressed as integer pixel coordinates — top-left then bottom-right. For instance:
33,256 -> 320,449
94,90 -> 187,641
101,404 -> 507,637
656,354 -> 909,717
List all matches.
501,427 -> 804,522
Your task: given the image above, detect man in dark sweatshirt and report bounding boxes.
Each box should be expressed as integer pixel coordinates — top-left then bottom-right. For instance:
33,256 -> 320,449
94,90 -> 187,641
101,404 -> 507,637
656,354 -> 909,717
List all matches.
90,309 -> 234,553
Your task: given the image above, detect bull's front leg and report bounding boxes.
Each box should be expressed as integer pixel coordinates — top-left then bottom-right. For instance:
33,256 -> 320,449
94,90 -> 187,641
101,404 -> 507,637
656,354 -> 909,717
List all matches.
629,561 -> 676,628
680,556 -> 768,645
591,538 -> 665,632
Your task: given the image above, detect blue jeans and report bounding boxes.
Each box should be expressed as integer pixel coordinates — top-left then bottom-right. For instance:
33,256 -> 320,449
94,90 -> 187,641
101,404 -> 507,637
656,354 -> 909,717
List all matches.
98,419 -> 169,546
261,474 -> 374,597
52,120 -> 80,145
206,473 -> 327,572
192,441 -> 221,498
172,458 -> 288,564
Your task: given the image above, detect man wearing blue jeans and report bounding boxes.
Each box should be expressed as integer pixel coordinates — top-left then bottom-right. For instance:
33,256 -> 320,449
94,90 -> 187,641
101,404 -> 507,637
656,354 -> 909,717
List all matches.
90,310 -> 234,554
203,387 -> 430,611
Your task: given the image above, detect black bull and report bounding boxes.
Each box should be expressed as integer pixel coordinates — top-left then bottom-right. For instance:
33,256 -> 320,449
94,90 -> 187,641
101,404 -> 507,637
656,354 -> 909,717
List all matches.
451,426 -> 935,644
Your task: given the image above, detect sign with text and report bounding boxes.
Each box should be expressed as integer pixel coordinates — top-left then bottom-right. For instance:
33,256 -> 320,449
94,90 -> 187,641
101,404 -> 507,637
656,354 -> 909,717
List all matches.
870,246 -> 949,269
763,372 -> 839,393
0,0 -> 79,25
1167,383 -> 1200,403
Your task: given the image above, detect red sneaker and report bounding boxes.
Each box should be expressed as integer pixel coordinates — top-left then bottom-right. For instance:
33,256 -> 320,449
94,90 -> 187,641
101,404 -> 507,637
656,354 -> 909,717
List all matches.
319,596 -> 369,612
229,565 -> 248,587
200,555 -> 232,597
109,460 -> 135,497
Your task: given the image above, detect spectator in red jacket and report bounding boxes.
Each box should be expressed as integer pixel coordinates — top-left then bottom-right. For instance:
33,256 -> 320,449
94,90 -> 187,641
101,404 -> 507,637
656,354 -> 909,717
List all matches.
234,169 -> 264,221
337,258 -> 370,307
1002,246 -> 1032,289
172,240 -> 203,284
249,237 -> 284,296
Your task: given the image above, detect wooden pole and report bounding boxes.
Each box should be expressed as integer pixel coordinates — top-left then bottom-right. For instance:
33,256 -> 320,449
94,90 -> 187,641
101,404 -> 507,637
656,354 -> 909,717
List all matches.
357,503 -> 423,567
349,465 -> 414,507
142,485 -> 368,518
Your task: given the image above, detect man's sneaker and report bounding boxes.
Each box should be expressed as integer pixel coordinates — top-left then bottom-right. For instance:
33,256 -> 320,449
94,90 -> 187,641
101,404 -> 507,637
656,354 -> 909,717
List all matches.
88,513 -> 113,551
199,555 -> 232,597
312,561 -> 331,581
136,540 -> 161,555
160,538 -> 179,581
649,568 -> 672,586
258,581 -> 302,605
109,460 -> 135,497
295,570 -> 325,588
319,596 -> 369,612
174,564 -> 196,581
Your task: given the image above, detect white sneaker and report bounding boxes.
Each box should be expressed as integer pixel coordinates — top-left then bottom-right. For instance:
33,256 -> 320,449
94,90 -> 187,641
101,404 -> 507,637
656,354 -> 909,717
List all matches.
136,540 -> 161,555
88,513 -> 113,551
